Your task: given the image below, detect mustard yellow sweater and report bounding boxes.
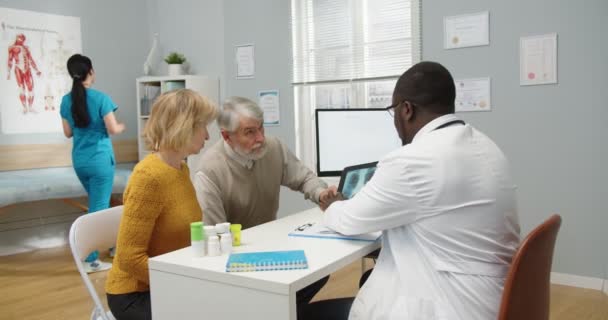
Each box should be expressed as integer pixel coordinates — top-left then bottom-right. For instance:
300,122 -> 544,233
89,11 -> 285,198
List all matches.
105,154 -> 202,294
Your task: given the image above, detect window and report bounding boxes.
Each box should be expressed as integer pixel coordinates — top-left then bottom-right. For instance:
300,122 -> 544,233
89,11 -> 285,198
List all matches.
291,0 -> 421,169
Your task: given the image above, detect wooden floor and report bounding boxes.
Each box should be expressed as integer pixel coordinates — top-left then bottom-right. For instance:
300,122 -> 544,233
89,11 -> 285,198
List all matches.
1,246 -> 607,320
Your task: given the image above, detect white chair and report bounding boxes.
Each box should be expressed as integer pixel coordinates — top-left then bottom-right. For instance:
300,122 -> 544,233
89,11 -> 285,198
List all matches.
69,205 -> 123,320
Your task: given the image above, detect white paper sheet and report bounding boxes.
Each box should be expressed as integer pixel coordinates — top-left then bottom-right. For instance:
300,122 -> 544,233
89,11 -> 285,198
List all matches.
235,44 -> 255,79
520,33 -> 557,86
258,90 -> 280,126
444,11 -> 489,49
288,222 -> 381,242
454,78 -> 491,112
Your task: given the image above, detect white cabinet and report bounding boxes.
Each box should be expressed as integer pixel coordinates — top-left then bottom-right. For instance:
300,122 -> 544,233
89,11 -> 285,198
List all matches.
136,75 -> 220,176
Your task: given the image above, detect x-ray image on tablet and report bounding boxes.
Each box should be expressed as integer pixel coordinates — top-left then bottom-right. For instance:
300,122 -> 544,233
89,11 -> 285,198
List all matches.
337,162 -> 378,200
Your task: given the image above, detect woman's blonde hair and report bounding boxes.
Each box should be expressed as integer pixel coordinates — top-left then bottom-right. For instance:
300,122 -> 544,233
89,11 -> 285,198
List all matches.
144,89 -> 218,152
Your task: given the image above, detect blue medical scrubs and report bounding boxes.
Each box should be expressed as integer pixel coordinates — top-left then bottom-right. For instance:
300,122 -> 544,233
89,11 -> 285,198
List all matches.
60,88 -> 117,213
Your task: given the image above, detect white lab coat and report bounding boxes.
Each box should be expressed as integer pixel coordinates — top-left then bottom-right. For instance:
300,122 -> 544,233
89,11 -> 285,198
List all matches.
323,114 -> 520,320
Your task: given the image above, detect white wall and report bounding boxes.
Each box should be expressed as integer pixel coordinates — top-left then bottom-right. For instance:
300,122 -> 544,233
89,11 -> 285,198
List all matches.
421,0 -> 608,279
145,0 -> 225,100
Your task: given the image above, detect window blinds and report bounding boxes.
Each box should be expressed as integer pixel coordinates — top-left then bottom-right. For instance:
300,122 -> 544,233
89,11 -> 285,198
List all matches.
291,0 -> 420,85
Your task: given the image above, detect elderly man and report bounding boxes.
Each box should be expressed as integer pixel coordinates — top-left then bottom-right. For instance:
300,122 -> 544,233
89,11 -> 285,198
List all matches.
194,96 -> 337,311
301,61 -> 520,320
194,96 -> 337,229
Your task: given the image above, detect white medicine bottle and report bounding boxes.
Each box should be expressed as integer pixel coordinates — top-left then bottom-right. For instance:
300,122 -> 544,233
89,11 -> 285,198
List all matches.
220,232 -> 232,254
207,235 -> 221,256
204,225 -> 217,237
215,222 -> 231,234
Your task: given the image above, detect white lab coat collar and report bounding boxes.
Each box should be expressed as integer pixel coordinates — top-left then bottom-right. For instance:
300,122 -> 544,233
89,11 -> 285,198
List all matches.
411,114 -> 461,143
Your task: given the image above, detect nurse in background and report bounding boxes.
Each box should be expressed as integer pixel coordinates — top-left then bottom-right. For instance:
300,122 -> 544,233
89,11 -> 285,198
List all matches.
60,53 -> 125,213
60,54 -> 125,267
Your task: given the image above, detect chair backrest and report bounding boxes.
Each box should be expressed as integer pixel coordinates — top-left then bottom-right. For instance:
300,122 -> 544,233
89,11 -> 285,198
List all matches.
69,206 -> 123,320
497,214 -> 562,320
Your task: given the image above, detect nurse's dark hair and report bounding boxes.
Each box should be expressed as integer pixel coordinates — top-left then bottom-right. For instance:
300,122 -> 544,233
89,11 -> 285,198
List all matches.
67,54 -> 93,128
393,61 -> 456,114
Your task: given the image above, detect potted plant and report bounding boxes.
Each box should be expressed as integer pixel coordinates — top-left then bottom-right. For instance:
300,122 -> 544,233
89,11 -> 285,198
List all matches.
164,52 -> 186,76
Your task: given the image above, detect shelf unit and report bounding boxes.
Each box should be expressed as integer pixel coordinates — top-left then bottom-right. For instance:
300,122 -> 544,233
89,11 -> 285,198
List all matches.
136,75 -> 220,175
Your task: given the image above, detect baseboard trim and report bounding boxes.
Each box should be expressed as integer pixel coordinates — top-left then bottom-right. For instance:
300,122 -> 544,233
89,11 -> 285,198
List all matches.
551,272 -> 605,291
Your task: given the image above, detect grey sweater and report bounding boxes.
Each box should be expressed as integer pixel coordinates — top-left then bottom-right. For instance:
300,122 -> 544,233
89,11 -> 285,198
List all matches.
194,136 -> 327,229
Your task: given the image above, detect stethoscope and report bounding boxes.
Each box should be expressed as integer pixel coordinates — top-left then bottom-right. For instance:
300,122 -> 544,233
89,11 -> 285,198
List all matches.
433,120 -> 465,131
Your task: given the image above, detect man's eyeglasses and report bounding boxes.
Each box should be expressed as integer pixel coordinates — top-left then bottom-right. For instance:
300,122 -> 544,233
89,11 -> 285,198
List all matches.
385,102 -> 401,117
385,101 -> 414,117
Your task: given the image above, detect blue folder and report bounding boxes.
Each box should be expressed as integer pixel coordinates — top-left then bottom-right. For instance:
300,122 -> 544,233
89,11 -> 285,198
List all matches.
225,250 -> 308,272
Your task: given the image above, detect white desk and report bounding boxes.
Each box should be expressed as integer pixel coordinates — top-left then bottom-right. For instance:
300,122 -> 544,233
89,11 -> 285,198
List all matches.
149,207 -> 380,320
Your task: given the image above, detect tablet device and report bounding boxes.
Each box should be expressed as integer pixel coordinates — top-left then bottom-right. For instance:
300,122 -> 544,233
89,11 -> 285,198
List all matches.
337,161 -> 378,200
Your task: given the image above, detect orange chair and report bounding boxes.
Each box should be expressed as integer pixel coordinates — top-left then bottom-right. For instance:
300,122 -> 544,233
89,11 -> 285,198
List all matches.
497,214 -> 562,320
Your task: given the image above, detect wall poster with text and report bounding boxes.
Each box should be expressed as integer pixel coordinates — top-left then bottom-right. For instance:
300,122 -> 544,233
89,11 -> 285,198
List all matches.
1,7 -> 82,134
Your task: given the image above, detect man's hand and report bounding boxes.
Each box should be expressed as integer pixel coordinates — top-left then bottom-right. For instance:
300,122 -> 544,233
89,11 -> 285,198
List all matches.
319,186 -> 343,211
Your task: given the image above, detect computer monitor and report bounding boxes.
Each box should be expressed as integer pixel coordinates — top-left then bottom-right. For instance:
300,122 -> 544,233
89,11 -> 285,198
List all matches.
315,108 -> 401,176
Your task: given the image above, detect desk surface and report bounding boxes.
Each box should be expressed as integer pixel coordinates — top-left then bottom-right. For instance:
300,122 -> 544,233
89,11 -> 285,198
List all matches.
149,207 -> 380,295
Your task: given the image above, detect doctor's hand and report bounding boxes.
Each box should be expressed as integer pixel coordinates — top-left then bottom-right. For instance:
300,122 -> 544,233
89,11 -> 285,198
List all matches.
319,186 -> 343,211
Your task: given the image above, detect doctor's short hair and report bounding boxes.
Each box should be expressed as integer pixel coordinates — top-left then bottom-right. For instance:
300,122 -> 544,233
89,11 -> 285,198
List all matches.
394,61 -> 456,114
144,89 -> 217,152
218,96 -> 264,132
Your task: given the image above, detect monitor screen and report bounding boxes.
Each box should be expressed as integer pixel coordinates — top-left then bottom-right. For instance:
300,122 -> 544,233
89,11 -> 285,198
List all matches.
315,109 -> 401,176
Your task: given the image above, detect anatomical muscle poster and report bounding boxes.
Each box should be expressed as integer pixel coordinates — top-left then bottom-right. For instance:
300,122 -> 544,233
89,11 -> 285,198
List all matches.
1,7 -> 81,134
